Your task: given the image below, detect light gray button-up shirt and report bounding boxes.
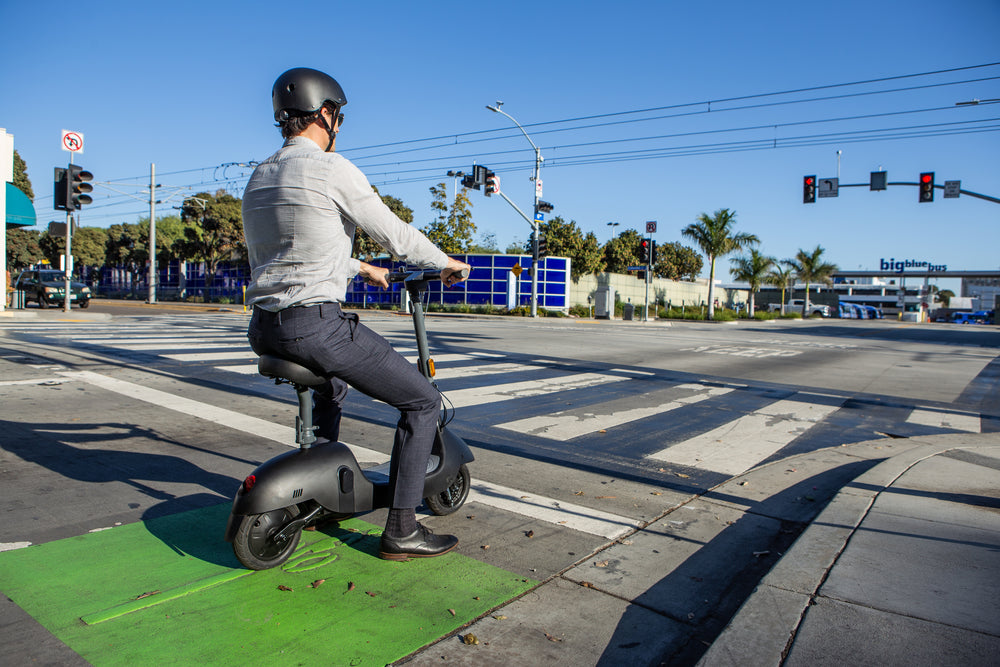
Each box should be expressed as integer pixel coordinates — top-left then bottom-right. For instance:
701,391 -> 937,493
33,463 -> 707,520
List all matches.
242,137 -> 450,311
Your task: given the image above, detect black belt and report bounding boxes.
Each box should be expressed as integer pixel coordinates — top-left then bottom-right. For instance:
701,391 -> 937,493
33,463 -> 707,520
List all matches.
256,302 -> 341,323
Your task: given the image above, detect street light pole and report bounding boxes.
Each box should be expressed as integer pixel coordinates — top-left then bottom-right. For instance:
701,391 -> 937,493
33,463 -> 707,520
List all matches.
487,102 -> 543,317
607,221 -> 620,239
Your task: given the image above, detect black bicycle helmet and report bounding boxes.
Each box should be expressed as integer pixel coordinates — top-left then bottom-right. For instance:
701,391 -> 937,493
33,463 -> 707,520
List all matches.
272,67 -> 347,122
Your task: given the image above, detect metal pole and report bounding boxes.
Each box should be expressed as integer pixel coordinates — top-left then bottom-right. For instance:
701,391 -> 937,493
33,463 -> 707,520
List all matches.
531,147 -> 541,318
644,234 -> 651,321
148,163 -> 156,304
487,104 -> 542,317
64,157 -> 73,312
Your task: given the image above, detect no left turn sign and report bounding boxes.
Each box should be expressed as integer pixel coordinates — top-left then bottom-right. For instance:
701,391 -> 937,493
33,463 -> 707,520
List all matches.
61,130 -> 84,153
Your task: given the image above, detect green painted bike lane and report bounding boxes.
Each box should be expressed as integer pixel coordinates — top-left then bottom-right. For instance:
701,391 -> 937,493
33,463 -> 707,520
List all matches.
0,504 -> 535,665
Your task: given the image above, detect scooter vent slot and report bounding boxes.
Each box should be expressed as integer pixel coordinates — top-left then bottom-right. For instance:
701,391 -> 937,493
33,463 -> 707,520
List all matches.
292,488 -> 303,499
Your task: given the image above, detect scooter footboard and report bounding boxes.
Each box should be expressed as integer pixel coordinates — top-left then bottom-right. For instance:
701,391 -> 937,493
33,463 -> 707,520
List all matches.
225,442 -> 373,541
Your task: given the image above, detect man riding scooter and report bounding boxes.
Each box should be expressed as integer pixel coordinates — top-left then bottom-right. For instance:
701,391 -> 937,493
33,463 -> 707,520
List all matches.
242,67 -> 470,560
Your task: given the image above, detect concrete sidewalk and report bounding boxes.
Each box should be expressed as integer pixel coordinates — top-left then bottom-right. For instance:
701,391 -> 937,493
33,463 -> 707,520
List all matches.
400,433 -> 1000,666
701,434 -> 1000,666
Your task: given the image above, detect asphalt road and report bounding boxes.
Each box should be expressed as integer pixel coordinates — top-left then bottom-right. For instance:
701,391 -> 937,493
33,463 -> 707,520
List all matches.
1,307 -> 997,664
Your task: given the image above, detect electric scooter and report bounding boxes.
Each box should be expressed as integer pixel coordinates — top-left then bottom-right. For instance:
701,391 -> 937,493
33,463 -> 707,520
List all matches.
225,269 -> 474,570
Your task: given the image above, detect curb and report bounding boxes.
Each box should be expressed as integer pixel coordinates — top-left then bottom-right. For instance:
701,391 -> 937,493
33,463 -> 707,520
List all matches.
697,433 -> 1000,666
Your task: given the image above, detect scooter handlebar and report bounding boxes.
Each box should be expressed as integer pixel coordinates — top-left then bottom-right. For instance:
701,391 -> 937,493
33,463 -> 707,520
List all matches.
386,268 -> 469,284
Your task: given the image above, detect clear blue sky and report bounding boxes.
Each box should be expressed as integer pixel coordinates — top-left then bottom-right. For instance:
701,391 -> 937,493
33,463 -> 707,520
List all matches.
3,0 -> 998,284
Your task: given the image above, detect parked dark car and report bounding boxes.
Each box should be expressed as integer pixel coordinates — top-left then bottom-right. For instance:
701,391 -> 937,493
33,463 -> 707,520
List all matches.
14,269 -> 91,308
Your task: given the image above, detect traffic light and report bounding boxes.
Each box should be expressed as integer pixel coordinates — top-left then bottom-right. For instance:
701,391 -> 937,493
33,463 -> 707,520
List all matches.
536,200 -> 554,214
919,172 -> 934,203
649,239 -> 656,265
484,169 -> 497,196
66,165 -> 93,211
639,239 -> 651,264
53,167 -> 69,210
461,173 -> 476,189
803,175 -> 816,203
471,164 -> 487,190
537,235 -> 548,257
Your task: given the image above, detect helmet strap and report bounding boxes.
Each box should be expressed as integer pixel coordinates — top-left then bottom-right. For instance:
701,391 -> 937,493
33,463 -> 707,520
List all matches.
316,107 -> 338,152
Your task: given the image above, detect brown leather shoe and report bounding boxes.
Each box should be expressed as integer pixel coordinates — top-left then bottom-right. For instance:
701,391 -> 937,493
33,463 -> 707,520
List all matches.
379,524 -> 458,561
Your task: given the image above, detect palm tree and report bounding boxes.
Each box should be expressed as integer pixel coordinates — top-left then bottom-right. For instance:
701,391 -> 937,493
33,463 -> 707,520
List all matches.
788,245 -> 838,317
681,208 -> 759,319
765,261 -> 795,315
730,249 -> 774,316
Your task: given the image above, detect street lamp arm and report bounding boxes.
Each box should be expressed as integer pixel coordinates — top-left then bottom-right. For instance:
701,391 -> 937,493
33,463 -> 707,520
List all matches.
487,105 -> 542,158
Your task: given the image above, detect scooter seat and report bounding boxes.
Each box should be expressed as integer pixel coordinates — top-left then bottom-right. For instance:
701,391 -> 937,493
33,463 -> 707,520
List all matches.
258,355 -> 328,387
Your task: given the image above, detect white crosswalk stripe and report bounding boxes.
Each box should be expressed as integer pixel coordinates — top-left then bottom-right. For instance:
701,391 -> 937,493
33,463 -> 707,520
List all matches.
647,393 -> 845,475
906,408 -> 981,432
496,383 -> 734,441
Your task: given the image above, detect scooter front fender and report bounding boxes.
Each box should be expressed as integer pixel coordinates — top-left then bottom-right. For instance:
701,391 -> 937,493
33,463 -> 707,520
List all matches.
224,442 -> 373,542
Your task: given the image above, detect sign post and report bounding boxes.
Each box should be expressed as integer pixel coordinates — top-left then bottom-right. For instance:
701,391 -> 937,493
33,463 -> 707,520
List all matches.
60,130 -> 84,311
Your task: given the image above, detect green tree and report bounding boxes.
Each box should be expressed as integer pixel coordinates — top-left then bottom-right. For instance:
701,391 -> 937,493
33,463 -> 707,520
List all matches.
788,245 -> 838,317
12,149 -> 34,200
467,231 -> 500,254
765,261 -> 796,314
653,241 -> 703,281
422,183 -> 475,253
146,215 -> 190,267
176,190 -> 245,288
603,228 -> 644,274
534,216 -> 604,281
5,228 -> 44,270
730,248 -> 775,315
505,238 -> 525,255
353,187 -> 416,260
681,208 -> 759,319
933,287 -> 955,308
105,223 -> 148,297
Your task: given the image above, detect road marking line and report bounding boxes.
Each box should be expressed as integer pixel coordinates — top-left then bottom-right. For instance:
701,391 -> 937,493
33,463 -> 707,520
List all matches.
0,377 -> 70,386
466,480 -> 641,539
52,370 -> 636,538
55,370 -> 387,463
443,372 -> 629,408
647,394 -> 844,475
496,384 -> 734,440
906,409 -> 981,433
162,351 -> 259,362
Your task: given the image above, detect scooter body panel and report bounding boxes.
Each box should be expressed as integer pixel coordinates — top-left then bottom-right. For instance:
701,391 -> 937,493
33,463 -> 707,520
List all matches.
225,442 -> 373,541
424,426 -> 474,497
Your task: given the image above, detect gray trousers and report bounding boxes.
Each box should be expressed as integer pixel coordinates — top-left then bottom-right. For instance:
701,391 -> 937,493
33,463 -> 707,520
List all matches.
248,303 -> 441,509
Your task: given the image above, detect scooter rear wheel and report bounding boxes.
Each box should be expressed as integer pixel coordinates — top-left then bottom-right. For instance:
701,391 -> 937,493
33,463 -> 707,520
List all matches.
424,464 -> 471,515
232,506 -> 302,570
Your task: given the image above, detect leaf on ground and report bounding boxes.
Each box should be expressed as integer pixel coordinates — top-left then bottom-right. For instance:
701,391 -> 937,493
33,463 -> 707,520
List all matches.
345,581 -> 356,593
545,632 -> 563,642
580,581 -> 595,588
277,585 -> 293,592
595,495 -> 616,499
135,590 -> 159,600
366,591 -> 377,597
448,608 -> 456,616
675,473 -> 691,479
594,560 -> 609,568
462,633 -> 480,645
574,491 -> 585,496
525,530 -> 534,538
481,544 -> 490,550
493,614 -> 507,620
311,579 -> 325,588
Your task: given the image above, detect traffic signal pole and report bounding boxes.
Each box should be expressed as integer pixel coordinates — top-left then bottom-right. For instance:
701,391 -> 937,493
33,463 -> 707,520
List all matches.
63,157 -> 73,312
487,103 -> 543,317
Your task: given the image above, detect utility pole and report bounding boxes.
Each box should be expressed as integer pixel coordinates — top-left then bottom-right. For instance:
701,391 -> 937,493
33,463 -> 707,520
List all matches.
148,163 -> 157,304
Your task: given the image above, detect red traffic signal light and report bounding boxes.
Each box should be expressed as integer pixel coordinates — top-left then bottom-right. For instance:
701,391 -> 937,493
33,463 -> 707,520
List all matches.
639,239 -> 651,264
918,172 -> 934,203
803,175 -> 816,203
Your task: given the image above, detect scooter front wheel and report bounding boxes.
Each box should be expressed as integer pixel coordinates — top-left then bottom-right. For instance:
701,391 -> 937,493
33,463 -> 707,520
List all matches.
232,506 -> 302,570
424,464 -> 471,515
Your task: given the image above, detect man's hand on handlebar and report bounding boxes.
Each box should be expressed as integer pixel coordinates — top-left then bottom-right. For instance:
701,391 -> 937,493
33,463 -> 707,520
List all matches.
441,258 -> 471,287
359,262 -> 390,289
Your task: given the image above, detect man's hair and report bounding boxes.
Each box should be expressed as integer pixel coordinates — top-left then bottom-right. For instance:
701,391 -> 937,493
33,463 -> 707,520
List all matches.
278,103 -> 339,139
279,112 -> 319,139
